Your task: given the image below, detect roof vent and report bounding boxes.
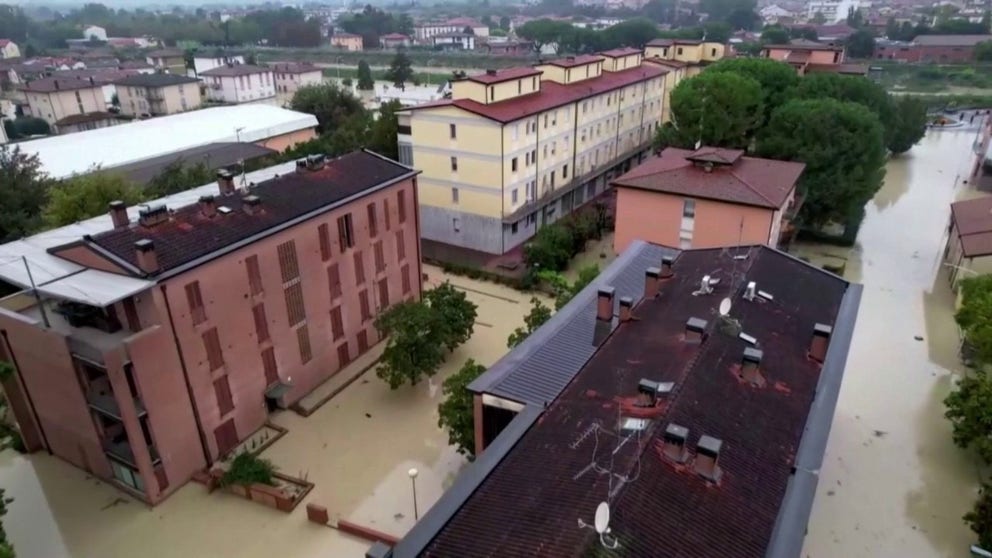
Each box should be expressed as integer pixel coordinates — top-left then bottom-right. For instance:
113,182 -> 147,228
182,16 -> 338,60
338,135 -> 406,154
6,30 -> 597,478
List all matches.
685,317 -> 707,343
810,323 -> 832,362
485,68 -> 497,75
306,153 -> 326,170
138,204 -> 169,227
637,379 -> 673,407
199,195 -> 216,218
243,195 -> 261,215
693,274 -> 719,296
662,423 -> 689,463
217,206 -> 232,215
618,296 -> 633,323
108,200 -> 128,229
744,281 -> 757,301
217,169 -> 235,196
644,267 -> 661,299
134,239 -> 158,274
596,287 -> 615,322
660,255 -> 674,279
741,347 -> 764,386
694,435 -> 723,482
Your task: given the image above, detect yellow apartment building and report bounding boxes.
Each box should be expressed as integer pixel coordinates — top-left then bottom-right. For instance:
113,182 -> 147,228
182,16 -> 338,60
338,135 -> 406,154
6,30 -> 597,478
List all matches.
645,39 -> 727,77
398,48 -> 668,258
114,73 -> 203,117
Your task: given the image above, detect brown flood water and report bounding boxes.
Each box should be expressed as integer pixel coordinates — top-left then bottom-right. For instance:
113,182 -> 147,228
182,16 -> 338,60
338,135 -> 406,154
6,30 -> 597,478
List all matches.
796,130 -> 986,558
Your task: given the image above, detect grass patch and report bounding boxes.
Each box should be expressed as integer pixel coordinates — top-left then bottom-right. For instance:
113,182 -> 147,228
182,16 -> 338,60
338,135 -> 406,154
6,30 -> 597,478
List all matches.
219,452 -> 277,487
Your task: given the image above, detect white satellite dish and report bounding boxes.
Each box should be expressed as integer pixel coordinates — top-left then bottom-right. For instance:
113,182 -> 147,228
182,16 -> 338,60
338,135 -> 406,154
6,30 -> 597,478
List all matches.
594,502 -> 611,534
719,297 -> 732,316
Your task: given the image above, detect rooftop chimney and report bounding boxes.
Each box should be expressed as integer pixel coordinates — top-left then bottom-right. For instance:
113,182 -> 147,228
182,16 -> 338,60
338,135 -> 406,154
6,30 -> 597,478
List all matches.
217,169 -> 235,196
645,267 -> 661,299
486,68 -> 497,75
138,205 -> 169,228
637,378 -> 672,407
596,287 -> 615,322
685,317 -> 707,344
566,55 -> 575,61
810,323 -> 832,362
662,423 -> 689,463
694,435 -> 723,482
54,79 -> 60,90
108,200 -> 128,229
660,255 -> 674,279
243,195 -> 261,215
199,195 -> 216,218
134,239 -> 158,274
306,154 -> 326,171
619,296 -> 633,323
741,347 -> 764,386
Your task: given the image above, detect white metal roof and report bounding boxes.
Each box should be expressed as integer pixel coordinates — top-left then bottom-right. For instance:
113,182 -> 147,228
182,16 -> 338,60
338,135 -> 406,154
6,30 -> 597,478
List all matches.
0,160 -> 298,307
16,105 -> 317,179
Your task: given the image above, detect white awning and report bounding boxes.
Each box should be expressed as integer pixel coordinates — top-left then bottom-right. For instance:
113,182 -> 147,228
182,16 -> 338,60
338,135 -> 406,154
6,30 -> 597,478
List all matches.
36,269 -> 153,307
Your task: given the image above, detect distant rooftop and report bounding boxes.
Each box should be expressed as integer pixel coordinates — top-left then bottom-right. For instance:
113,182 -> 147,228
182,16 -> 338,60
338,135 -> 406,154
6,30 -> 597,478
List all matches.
22,76 -> 102,92
269,62 -> 320,74
463,67 -> 542,85
600,47 -> 643,58
200,63 -> 270,77
538,54 -> 604,68
912,34 -> 992,47
951,196 -> 992,257
113,73 -> 199,87
106,142 -> 276,185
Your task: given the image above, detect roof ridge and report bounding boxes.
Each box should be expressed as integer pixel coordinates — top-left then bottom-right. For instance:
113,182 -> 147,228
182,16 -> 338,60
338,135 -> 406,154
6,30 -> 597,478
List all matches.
730,165 -> 778,207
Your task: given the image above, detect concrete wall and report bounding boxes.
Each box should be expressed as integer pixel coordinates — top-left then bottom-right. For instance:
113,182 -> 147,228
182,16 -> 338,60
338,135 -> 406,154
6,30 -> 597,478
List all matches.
256,127 -> 317,152
330,36 -> 363,51
204,71 -> 275,104
26,86 -> 105,126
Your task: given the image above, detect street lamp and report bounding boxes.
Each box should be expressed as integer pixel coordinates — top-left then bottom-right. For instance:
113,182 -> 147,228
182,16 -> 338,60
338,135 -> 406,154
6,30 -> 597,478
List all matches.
407,467 -> 419,521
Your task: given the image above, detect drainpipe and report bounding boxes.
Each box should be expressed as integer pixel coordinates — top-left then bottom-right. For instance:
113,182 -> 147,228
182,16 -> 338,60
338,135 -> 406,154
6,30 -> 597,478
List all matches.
0,330 -> 51,454
570,98 -> 579,208
500,124 -> 506,254
160,285 -> 212,467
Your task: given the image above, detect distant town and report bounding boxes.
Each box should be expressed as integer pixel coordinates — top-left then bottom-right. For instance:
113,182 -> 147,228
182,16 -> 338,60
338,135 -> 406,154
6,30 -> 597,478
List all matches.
0,0 -> 990,557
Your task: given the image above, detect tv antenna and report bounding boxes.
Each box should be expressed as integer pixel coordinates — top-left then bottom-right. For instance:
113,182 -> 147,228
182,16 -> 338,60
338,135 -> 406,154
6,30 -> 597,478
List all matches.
578,502 -> 620,550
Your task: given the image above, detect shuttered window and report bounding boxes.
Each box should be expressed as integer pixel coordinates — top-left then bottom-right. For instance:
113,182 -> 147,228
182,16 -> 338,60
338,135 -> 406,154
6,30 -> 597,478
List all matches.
354,250 -> 365,285
374,241 -> 385,273
337,213 -> 354,252
396,229 -> 406,261
245,255 -> 263,295
297,325 -> 312,364
330,306 -> 344,341
185,281 -> 206,324
327,263 -> 342,300
383,199 -> 391,231
397,190 -> 407,223
359,290 -> 371,322
367,203 -> 378,238
377,278 -> 389,309
213,376 -> 234,415
262,347 -> 279,385
284,283 -> 306,326
277,241 -> 300,283
401,264 -> 411,295
202,328 -> 224,370
337,342 -> 351,368
252,303 -> 269,343
318,223 -> 331,261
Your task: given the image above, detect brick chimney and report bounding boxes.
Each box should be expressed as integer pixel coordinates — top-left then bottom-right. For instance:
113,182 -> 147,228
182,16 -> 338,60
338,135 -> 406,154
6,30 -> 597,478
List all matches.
108,200 -> 128,229
134,239 -> 158,274
217,169 -> 236,196
596,287 -> 615,322
660,255 -> 674,279
243,195 -> 261,215
741,347 -> 764,385
662,423 -> 689,463
694,435 -> 723,482
199,195 -> 216,218
644,267 -> 661,299
619,296 -> 633,322
810,323 -> 832,362
138,205 -> 169,228
685,317 -> 707,343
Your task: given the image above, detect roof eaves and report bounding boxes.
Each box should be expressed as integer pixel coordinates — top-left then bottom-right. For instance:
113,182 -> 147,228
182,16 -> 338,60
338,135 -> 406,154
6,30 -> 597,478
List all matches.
612,179 -> 781,209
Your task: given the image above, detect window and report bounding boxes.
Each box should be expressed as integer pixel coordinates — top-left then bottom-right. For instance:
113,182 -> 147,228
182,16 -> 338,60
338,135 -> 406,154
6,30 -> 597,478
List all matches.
262,347 -> 278,385
367,203 -> 378,238
677,47 -> 683,55
327,263 -> 342,300
318,223 -> 331,261
512,124 -> 519,141
452,188 -> 459,203
337,213 -> 354,252
202,328 -> 224,370
453,218 -> 461,232
532,76 -> 537,89
551,171 -> 556,188
525,152 -> 530,165
337,342 -> 351,367
374,241 -> 386,273
511,157 -> 518,172
489,87 -> 494,101
358,329 -> 370,354
214,376 -> 234,415
252,304 -> 269,343
511,188 -> 518,204
543,114 -> 548,128
682,199 -> 696,218
284,283 -> 306,326
378,278 -> 390,308
354,250 -> 366,285
359,290 -> 371,322
398,190 -> 407,223
297,325 -> 312,364
450,157 -> 458,172
511,222 -> 519,234
518,80 -> 522,95
396,229 -> 406,261
449,123 -> 457,139
563,164 -> 568,179
185,281 -> 206,324
401,264 -> 411,295
277,241 -> 300,283
330,306 -> 344,340
384,199 -> 391,231
543,144 -> 547,158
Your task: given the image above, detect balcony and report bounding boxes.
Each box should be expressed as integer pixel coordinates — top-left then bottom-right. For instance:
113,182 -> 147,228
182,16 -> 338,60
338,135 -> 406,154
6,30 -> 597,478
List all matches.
88,390 -> 147,420
105,439 -> 161,468
16,298 -> 138,364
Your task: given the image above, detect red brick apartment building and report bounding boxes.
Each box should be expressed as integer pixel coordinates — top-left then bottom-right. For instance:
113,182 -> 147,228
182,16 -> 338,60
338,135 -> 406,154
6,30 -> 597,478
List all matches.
0,150 -> 422,504
874,34 -> 992,63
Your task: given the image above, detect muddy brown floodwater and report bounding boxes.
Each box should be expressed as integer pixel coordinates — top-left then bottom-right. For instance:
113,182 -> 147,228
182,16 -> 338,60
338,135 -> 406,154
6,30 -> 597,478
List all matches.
795,129 -> 987,558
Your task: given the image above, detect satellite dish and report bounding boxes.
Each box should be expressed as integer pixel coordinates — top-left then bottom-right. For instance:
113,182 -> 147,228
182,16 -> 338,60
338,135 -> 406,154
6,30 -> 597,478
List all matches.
719,297 -> 732,316
594,502 -> 611,534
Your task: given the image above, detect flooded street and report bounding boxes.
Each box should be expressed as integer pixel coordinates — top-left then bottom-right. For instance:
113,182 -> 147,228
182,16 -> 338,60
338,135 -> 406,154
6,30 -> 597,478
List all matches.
799,130 -> 986,557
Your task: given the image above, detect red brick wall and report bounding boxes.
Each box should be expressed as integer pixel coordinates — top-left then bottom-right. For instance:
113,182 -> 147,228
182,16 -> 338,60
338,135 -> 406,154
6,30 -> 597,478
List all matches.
873,44 -> 978,63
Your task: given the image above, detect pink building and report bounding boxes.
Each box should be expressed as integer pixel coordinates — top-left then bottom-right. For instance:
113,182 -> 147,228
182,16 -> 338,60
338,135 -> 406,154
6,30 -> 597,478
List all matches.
761,42 -> 867,76
611,147 -> 804,252
0,150 -> 422,504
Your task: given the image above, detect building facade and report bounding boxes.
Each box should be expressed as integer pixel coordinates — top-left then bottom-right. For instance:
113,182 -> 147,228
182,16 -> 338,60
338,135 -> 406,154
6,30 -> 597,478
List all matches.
380,33 -> 412,49
145,49 -> 187,75
806,0 -> 861,23
329,33 -> 364,52
271,63 -> 323,96
431,33 -> 476,51
874,34 -> 992,63
114,74 -> 203,117
54,112 -> 128,135
0,150 -> 422,505
23,77 -> 106,126
0,40 -> 20,60
643,39 -> 727,77
398,50 -> 668,260
192,53 -> 245,77
945,196 -> 992,288
200,64 -> 276,105
761,42 -> 867,75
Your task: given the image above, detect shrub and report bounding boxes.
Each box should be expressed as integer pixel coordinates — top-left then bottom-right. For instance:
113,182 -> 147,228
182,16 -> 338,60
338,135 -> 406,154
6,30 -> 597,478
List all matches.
220,452 -> 277,487
965,482 -> 992,551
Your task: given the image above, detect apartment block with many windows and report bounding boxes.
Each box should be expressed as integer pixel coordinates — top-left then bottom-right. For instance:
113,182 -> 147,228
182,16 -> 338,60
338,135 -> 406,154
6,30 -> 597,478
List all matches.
397,49 -> 668,260
0,150 -> 421,504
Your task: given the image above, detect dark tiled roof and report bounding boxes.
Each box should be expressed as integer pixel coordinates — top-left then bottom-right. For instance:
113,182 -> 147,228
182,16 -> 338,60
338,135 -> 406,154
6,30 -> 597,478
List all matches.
464,67 -> 542,85
106,142 -> 276,186
81,151 -> 414,276
113,73 -> 199,87
269,62 -> 320,74
648,38 -> 703,46
764,42 -> 842,51
23,76 -> 103,92
55,112 -> 126,126
612,147 -> 804,209
404,65 -> 666,124
420,245 -> 853,558
952,196 -> 992,257
538,54 -> 603,68
381,33 -> 409,40
146,49 -> 184,58
600,47 -> 643,58
912,34 -> 992,47
199,64 -> 269,77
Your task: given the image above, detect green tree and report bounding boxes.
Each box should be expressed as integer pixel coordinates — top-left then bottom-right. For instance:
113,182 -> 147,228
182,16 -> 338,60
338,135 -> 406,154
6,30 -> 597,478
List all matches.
707,57 -> 798,124
516,19 -> 574,53
437,359 -> 487,458
499,15 -> 510,30
423,281 -> 478,352
146,159 -> 215,197
956,275 -> 992,366
356,60 -> 374,90
726,8 -> 760,31
887,96 -> 928,154
289,83 -> 366,134
790,26 -> 819,41
0,146 -> 52,242
384,51 -> 414,87
43,171 -> 145,228
760,25 -> 791,44
0,488 -> 13,558
846,7 -> 865,28
811,11 -> 827,25
368,100 -> 402,160
757,99 -> 886,227
599,18 -> 662,48
845,29 -> 876,58
945,371 -> 992,463
965,483 -> 992,550
507,298 -> 553,348
667,71 -> 764,149
976,41 -> 992,62
793,73 -> 895,147
375,301 -> 447,389
524,222 -> 575,272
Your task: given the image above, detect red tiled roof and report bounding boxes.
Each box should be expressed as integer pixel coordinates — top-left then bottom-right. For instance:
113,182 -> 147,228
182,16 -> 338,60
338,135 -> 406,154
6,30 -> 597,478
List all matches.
270,62 -> 320,74
22,76 -> 103,92
643,56 -> 687,69
420,245 -> 852,558
0,40 -> 11,47
952,196 -> 992,257
446,17 -> 483,27
405,64 -> 666,123
538,54 -> 603,68
465,67 -> 542,85
600,47 -> 642,58
612,147 -> 804,209
764,43 -> 842,52
785,50 -> 810,63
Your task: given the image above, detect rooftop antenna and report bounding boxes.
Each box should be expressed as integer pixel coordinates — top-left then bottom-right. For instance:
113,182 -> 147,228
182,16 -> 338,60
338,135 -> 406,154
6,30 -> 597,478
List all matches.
719,297 -> 732,316
578,501 -> 620,550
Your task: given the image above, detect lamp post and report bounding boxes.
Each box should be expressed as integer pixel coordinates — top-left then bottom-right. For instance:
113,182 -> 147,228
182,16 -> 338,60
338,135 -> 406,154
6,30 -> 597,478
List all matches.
408,467 -> 419,521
